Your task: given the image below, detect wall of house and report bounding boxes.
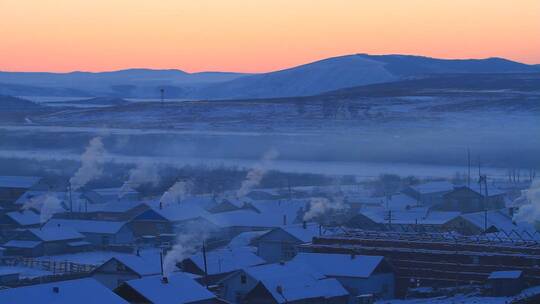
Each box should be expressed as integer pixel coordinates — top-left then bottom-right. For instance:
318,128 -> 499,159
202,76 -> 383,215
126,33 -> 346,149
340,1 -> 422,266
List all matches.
257,229 -> 301,263
92,260 -> 140,289
220,271 -> 259,303
334,273 -> 395,300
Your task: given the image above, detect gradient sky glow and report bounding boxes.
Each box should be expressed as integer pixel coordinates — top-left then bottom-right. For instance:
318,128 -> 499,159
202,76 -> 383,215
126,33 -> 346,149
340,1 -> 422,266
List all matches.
1,0 -> 539,73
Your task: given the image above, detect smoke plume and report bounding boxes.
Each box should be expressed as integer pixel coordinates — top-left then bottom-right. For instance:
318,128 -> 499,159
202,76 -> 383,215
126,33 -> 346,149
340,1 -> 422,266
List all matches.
69,137 -> 106,191
236,149 -> 279,198
160,180 -> 194,206
162,222 -> 212,277
119,162 -> 161,198
513,179 -> 540,224
303,196 -> 348,221
39,193 -> 65,223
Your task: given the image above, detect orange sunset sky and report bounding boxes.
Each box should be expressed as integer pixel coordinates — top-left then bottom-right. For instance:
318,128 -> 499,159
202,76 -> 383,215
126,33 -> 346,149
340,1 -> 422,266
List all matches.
1,0 -> 539,73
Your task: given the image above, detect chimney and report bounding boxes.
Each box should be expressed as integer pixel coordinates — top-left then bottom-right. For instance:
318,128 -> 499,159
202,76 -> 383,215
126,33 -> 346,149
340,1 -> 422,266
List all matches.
161,277 -> 169,284
282,214 -> 287,226
159,201 -> 163,210
279,260 -> 285,266
351,253 -> 356,259
302,221 -> 307,229
52,287 -> 59,293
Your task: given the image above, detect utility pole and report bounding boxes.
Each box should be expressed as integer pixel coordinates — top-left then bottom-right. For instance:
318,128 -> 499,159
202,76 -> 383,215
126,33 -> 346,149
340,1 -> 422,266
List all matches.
467,148 -> 471,187
160,88 -> 165,107
202,240 -> 209,288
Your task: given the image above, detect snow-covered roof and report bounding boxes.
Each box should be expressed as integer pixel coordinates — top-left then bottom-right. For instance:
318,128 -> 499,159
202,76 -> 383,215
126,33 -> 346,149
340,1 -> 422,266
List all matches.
147,199 -> 211,222
282,223 -> 321,242
3,240 -> 42,248
44,219 -> 128,234
99,256 -> 161,276
206,199 -> 306,228
14,190 -> 69,206
227,230 -> 270,248
361,207 -> 459,225
5,210 -> 41,226
290,253 -> 386,278
27,227 -> 84,242
123,272 -> 216,304
0,176 -> 41,189
488,270 -> 523,280
92,187 -> 138,197
188,247 -> 265,275
0,278 -> 128,304
237,261 -> 347,303
459,210 -> 517,232
410,181 -> 455,194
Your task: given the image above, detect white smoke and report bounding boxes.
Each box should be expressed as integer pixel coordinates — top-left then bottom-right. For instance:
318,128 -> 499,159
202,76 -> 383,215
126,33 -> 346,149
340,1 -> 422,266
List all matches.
119,162 -> 161,198
69,137 -> 106,191
513,179 -> 540,224
303,196 -> 348,221
39,193 -> 65,224
236,149 -> 279,198
162,222 -> 212,277
21,193 -> 47,211
160,180 -> 194,206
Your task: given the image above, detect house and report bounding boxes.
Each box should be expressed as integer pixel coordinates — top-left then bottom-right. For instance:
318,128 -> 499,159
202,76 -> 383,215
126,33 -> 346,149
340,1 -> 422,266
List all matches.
0,209 -> 41,237
228,262 -> 349,304
256,223 -> 323,262
443,209 -> 519,235
0,269 -> 19,285
2,227 -> 87,256
205,199 -> 308,240
357,207 -> 460,233
289,253 -> 395,299
0,176 -> 43,209
181,247 -> 266,284
402,181 -> 455,206
92,255 -> 162,289
44,218 -> 135,245
0,277 -> 129,304
114,272 -> 225,304
487,270 -> 525,296
227,230 -> 270,249
88,187 -> 140,203
433,185 -> 506,213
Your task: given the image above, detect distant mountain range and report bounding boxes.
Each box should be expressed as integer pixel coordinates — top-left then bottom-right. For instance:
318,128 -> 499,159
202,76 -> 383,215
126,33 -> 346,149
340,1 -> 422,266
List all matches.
1,54 -> 539,100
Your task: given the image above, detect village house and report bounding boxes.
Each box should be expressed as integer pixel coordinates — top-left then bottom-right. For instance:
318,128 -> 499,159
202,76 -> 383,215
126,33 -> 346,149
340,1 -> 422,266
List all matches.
402,181 -> 455,206
219,261 -> 349,304
181,247 -> 266,285
44,218 -> 135,246
255,222 -> 323,262
432,185 -> 506,213
0,277 -> 129,304
442,209 -> 521,235
0,176 -> 43,210
92,255 -> 162,289
114,272 -> 225,304
289,253 -> 396,299
0,209 -> 41,236
487,270 -> 526,297
2,227 -> 88,256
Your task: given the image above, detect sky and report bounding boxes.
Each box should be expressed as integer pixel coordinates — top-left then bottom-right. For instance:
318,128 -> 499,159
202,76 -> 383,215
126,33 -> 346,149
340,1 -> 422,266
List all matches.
1,0 -> 539,73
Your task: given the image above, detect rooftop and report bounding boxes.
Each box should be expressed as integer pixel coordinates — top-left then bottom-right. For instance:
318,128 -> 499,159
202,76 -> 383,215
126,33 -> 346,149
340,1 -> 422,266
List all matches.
0,278 -> 128,304
123,272 -> 216,304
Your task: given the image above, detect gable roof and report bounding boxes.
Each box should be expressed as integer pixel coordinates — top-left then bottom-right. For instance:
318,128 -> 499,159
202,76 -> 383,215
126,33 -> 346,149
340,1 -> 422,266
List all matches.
27,227 -> 84,242
188,247 -> 265,275
96,256 -> 161,276
44,219 -> 128,234
0,278 -> 128,304
289,253 -> 387,278
122,272 -> 216,304
459,210 -> 517,232
5,210 -> 41,226
361,207 -> 459,225
227,230 -> 270,248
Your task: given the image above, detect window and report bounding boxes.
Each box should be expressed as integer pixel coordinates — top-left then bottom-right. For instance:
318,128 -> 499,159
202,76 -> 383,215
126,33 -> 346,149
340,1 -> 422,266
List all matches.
240,274 -> 247,284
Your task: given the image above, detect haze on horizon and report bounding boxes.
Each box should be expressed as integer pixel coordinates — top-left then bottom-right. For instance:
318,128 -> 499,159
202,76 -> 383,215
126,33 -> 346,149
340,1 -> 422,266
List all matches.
1,0 -> 539,73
